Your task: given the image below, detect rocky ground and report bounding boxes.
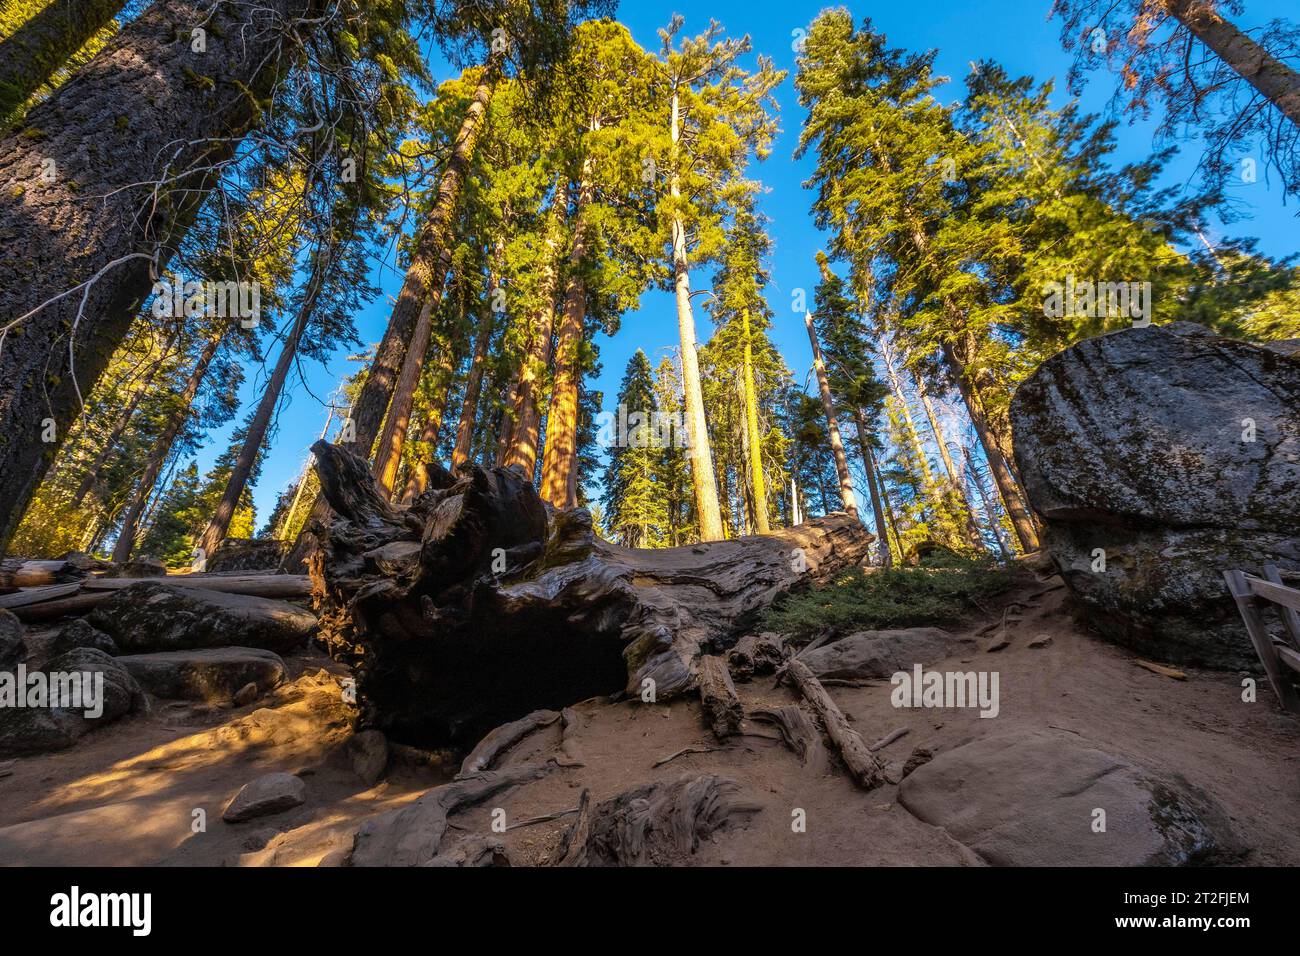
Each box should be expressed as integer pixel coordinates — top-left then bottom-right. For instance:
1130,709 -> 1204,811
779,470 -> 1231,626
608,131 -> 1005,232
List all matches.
1,573 -> 1295,867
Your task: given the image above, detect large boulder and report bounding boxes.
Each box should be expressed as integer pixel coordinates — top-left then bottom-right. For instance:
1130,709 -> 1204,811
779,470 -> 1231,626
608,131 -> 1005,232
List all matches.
89,582 -> 316,654
0,648 -> 146,756
118,647 -> 287,702
898,730 -> 1240,866
800,628 -> 969,681
1010,323 -> 1300,668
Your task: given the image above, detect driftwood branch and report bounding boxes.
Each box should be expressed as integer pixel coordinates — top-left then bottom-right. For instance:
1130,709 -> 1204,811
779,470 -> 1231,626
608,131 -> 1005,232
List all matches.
786,659 -> 887,790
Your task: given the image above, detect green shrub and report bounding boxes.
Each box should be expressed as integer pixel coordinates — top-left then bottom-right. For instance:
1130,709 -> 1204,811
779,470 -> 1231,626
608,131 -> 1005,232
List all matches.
761,555 -> 1019,642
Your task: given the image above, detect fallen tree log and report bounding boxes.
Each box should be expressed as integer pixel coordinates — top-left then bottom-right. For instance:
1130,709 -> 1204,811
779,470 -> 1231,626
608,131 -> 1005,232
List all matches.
82,574 -> 311,600
308,441 -> 873,749
786,659 -> 886,791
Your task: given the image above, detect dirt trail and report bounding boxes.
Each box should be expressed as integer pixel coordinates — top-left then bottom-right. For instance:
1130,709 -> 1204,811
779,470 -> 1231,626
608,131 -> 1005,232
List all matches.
1,578 -> 1296,866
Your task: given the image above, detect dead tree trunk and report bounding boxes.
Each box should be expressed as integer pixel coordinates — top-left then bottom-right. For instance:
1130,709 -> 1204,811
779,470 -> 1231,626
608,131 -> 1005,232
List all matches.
308,442 -> 873,749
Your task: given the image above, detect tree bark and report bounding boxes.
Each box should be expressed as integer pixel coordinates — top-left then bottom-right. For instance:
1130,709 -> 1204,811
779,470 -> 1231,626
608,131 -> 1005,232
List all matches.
539,170 -> 595,509
451,307 -> 496,469
397,345 -> 459,503
0,0 -> 127,121
504,192 -> 566,477
669,91 -> 725,541
111,322 -> 227,563
1161,0 -> 1300,128
307,441 -> 874,748
852,407 -> 893,567
281,53 -> 499,565
941,340 -> 1039,553
804,312 -> 858,516
741,310 -> 771,534
0,0 -> 318,556
197,254 -> 325,556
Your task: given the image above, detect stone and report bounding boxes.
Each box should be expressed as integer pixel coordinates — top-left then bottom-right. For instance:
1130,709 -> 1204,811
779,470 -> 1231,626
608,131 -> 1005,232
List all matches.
234,682 -> 260,707
117,647 -> 287,702
49,619 -> 118,658
223,772 -> 307,823
89,582 -> 316,654
0,609 -> 24,669
103,556 -> 168,578
0,648 -> 145,757
898,730 -> 1239,866
800,628 -> 968,681
205,538 -> 288,573
1010,323 -> 1300,668
347,729 -> 388,786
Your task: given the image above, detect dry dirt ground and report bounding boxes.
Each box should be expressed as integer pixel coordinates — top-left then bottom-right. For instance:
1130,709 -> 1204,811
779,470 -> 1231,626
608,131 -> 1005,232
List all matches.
1,578 -> 1297,866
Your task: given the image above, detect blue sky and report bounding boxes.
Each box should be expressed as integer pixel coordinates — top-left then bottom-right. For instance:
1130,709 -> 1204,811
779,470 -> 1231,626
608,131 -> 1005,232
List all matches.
197,0 -> 1298,526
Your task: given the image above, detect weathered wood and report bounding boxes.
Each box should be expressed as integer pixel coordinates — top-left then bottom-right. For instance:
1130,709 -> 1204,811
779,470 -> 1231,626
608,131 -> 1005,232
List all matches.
308,442 -> 873,748
653,744 -> 722,768
0,583 -> 83,609
785,659 -> 887,790
0,559 -> 84,590
1244,574 -> 1300,614
82,574 -> 311,599
10,592 -> 108,622
868,726 -> 910,753
726,632 -> 787,681
750,705 -> 831,776
554,789 -> 593,867
349,758 -> 565,866
1224,569 -> 1299,713
456,709 -> 561,779
1134,659 -> 1188,681
697,655 -> 743,739
1263,565 -> 1300,651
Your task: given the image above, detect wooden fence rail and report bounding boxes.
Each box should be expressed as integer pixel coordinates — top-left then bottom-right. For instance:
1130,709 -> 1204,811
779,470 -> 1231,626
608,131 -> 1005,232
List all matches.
1224,565 -> 1300,713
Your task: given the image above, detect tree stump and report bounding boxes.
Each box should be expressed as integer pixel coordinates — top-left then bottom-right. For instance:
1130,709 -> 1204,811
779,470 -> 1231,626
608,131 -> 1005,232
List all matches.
308,442 -> 873,748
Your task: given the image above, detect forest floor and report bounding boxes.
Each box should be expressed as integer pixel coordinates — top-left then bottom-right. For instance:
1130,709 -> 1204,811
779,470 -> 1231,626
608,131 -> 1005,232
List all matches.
1,574 -> 1297,866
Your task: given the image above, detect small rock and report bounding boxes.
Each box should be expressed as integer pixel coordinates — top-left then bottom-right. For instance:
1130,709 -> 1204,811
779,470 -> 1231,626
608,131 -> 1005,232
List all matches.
1027,636 -> 1053,649
103,556 -> 167,578
347,729 -> 388,786
223,772 -> 307,823
234,682 -> 260,707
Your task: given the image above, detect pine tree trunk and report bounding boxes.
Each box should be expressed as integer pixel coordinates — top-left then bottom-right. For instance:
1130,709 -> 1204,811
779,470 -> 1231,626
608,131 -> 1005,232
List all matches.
880,343 -> 936,487
504,192 -> 566,477
370,55 -> 504,497
73,335 -> 176,504
915,377 -> 984,550
110,323 -> 227,563
0,0 -> 316,555
495,367 -> 523,466
1162,0 -> 1300,127
451,307 -> 496,469
852,407 -> 892,567
741,310 -> 771,534
670,92 -> 725,541
940,341 -> 1039,553
804,312 -> 858,516
965,453 -> 1012,561
398,347 -> 458,503
281,54 -> 498,565
539,168 -> 596,509
196,256 -> 325,556
0,0 -> 127,121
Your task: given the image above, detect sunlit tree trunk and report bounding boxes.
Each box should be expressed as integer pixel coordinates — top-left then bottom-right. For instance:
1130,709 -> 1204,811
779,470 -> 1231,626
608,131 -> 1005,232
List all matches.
111,323 -> 227,563
197,252 -> 326,555
741,309 -> 770,533
851,408 -> 892,567
941,339 -> 1039,553
539,168 -> 595,509
398,346 -> 458,504
670,91 -> 725,541
804,311 -> 857,516
915,376 -> 984,550
451,306 -> 496,469
1160,0 -> 1300,127
0,0 -> 127,121
505,191 -> 566,478
0,0 -> 317,555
